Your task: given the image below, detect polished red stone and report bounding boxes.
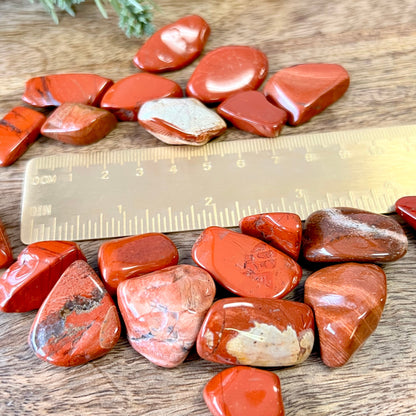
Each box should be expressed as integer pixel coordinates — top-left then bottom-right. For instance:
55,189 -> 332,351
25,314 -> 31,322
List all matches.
197,297 -> 314,367
22,73 -> 113,107
263,63 -> 350,126
100,73 -> 183,121
0,220 -> 13,268
41,102 -> 117,145
395,196 -> 416,230
304,262 -> 387,367
217,90 -> 288,137
29,260 -> 121,366
118,264 -> 215,368
204,366 -> 285,416
138,97 -> 227,145
133,15 -> 210,72
0,106 -> 46,166
98,233 -> 179,296
186,46 -> 268,104
192,226 -> 302,298
0,241 -> 86,312
302,207 -> 408,262
240,212 -> 302,260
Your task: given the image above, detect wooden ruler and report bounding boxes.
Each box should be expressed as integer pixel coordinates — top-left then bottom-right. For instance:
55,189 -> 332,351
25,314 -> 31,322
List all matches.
21,124 -> 416,244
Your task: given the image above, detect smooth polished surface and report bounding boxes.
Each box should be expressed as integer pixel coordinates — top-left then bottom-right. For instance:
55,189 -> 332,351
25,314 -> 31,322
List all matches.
22,73 -> 113,107
0,220 -> 13,268
29,260 -> 121,366
133,15 -> 210,72
204,366 -> 285,416
395,196 -> 416,230
186,46 -> 268,103
302,207 -> 408,262
100,73 -> 183,121
118,264 -> 215,368
239,212 -> 302,260
192,226 -> 302,298
197,297 -> 314,367
138,97 -> 227,145
0,241 -> 85,312
0,106 -> 46,166
304,262 -> 387,367
41,103 -> 117,145
217,90 -> 288,137
98,233 -> 179,296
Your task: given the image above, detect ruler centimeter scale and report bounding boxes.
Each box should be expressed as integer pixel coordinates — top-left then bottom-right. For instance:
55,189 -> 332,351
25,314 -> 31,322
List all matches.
21,124 -> 416,244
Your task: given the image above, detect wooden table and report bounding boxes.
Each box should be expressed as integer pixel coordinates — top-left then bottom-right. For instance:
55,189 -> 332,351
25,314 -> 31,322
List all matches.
1,1 -> 415,414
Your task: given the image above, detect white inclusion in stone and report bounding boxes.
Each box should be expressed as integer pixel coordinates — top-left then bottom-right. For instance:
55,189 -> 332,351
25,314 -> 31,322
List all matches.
225,322 -> 314,366
204,328 -> 214,349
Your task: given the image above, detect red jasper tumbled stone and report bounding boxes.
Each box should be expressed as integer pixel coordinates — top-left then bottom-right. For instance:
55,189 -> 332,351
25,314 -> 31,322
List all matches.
263,63 -> 350,126
197,297 -> 314,367
395,196 -> 416,230
0,220 -> 13,268
100,73 -> 183,121
41,102 -> 117,145
204,366 -> 285,416
192,226 -> 302,299
133,15 -> 210,72
0,106 -> 46,167
29,260 -> 121,366
186,45 -> 268,104
0,241 -> 86,312
22,73 -> 113,107
239,212 -> 302,260
217,90 -> 288,137
98,233 -> 179,296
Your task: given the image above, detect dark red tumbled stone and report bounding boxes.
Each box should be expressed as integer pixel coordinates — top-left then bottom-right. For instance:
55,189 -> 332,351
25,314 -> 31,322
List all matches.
395,196 -> 416,230
0,220 -> 13,268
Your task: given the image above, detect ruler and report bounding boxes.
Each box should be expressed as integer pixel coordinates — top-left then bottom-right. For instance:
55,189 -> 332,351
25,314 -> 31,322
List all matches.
21,124 -> 416,244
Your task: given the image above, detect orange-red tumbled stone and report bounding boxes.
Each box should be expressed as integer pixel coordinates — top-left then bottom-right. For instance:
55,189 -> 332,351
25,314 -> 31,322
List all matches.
0,220 -> 13,268
263,63 -> 350,126
217,90 -> 288,137
240,212 -> 302,260
100,73 -> 183,121
0,241 -> 86,312
22,73 -> 113,107
192,226 -> 302,299
186,46 -> 268,104
133,15 -> 210,72
197,297 -> 314,367
29,260 -> 121,367
204,366 -> 285,416
41,102 -> 117,145
0,106 -> 46,166
98,233 -> 179,296
117,264 -> 216,368
304,262 -> 387,367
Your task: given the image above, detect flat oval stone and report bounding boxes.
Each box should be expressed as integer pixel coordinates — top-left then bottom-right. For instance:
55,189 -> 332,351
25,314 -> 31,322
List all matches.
0,220 -> 13,268
217,90 -> 288,137
133,15 -> 210,72
22,73 -> 113,107
304,262 -> 387,367
197,297 -> 314,367
302,207 -> 408,262
100,73 -> 183,121
98,233 -> 179,296
138,97 -> 227,145
29,260 -> 121,366
186,46 -> 268,104
263,63 -> 350,125
204,366 -> 285,416
41,102 -> 117,145
240,212 -> 302,260
192,226 -> 302,298
117,264 -> 215,368
0,106 -> 46,166
0,241 -> 86,312
395,196 -> 416,230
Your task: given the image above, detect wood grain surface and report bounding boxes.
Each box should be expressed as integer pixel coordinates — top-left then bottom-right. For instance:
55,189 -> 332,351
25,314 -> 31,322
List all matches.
1,0 -> 416,415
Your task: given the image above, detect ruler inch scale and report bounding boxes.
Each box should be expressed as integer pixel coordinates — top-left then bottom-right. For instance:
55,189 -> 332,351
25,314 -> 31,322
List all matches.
21,124 -> 416,244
